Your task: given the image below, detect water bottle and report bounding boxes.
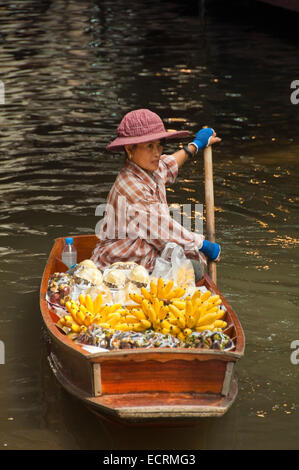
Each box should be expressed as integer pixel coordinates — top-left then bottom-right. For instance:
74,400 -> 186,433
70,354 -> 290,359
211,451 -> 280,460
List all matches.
62,237 -> 77,268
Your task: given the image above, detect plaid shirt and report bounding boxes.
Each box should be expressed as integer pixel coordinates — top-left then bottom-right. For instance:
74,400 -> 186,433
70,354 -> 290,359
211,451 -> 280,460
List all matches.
91,155 -> 206,272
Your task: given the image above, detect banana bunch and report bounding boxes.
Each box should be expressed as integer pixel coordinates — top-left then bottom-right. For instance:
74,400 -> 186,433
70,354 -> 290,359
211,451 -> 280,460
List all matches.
127,278 -> 228,342
143,278 -> 186,302
56,293 -> 150,334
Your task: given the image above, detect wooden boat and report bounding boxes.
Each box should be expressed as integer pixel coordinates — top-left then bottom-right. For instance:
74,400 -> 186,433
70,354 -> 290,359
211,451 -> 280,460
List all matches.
40,234 -> 245,425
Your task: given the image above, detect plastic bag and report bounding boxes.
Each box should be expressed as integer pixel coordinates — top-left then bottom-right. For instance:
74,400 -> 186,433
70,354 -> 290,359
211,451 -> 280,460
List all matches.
151,242 -> 195,290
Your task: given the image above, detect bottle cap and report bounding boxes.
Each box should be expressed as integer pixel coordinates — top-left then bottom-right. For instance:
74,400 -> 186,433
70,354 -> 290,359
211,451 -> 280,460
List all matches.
65,237 -> 73,245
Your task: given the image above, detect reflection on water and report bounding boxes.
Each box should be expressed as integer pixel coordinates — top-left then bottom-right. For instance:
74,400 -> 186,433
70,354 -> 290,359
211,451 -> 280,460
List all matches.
0,0 -> 298,450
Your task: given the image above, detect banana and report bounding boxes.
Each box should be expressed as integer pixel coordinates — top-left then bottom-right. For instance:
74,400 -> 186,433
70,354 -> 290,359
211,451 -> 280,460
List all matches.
76,309 -> 86,326
214,320 -> 227,329
162,327 -> 171,335
65,301 -> 72,312
172,300 -> 186,310
108,313 -> 122,328
183,328 -> 192,337
168,304 -> 182,318
114,323 -> 132,332
78,294 -> 86,307
93,294 -> 103,314
141,299 -> 150,317
140,319 -> 152,329
161,319 -> 172,330
196,324 -> 214,332
85,294 -> 94,314
84,312 -> 94,327
196,312 -> 217,327
176,312 -> 186,329
163,280 -> 174,298
147,305 -> 157,324
129,293 -> 143,305
157,277 -> 164,299
200,291 -> 211,302
152,297 -> 161,317
158,305 -> 169,320
125,314 -> 139,324
140,287 -> 151,301
149,280 -> 157,297
130,308 -> 146,321
71,323 -> 81,333
177,332 -> 186,342
169,324 -> 181,335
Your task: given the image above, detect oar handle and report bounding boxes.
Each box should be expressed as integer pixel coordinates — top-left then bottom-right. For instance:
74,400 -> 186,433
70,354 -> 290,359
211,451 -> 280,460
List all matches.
203,145 -> 217,285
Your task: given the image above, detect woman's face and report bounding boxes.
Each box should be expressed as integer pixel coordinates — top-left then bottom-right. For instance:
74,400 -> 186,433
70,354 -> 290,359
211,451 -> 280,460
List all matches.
125,140 -> 163,171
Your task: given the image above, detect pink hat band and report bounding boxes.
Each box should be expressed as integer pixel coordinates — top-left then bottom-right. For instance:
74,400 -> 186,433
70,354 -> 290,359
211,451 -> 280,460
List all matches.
106,109 -> 190,152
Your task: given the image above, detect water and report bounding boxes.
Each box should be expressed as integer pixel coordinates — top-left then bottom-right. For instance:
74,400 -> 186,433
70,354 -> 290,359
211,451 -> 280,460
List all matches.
0,0 -> 298,450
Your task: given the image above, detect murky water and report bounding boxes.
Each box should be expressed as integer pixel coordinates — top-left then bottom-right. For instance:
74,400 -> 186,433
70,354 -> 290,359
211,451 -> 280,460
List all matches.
0,0 -> 298,450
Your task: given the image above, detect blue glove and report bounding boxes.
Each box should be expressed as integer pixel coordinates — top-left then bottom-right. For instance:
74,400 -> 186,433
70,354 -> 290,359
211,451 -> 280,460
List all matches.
190,128 -> 214,153
199,239 -> 221,261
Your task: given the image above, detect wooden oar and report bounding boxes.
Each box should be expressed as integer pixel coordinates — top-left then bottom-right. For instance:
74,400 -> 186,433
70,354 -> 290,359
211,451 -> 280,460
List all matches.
203,144 -> 217,285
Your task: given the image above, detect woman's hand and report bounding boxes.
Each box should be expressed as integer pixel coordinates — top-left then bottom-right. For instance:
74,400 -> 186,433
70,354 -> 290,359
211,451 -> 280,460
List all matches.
190,128 -> 221,152
208,130 -> 221,146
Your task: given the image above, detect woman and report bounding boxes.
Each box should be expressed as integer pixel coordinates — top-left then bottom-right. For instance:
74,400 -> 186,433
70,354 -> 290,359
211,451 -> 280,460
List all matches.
91,109 -> 221,279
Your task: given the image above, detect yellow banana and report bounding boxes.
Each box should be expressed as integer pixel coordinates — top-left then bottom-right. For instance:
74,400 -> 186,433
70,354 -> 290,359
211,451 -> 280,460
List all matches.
183,328 -> 192,337
163,280 -> 174,298
161,319 -> 172,330
114,323 -> 132,331
85,294 -> 94,314
71,323 -> 81,333
214,320 -> 227,329
93,294 -> 103,314
196,324 -> 214,332
125,314 -> 139,324
140,319 -> 152,329
140,287 -> 151,301
78,294 -> 86,307
157,277 -> 164,299
130,308 -> 146,321
65,301 -> 72,312
76,309 -> 86,326
158,305 -> 169,320
97,322 -> 112,329
64,315 -> 74,327
129,293 -> 143,304
150,280 -> 157,297
177,331 -> 185,342
147,305 -> 157,324
196,312 -> 219,327
172,300 -> 186,310
169,324 -> 181,335
141,299 -> 150,316
84,312 -> 94,327
162,327 -> 171,335
200,291 -> 211,302
176,313 -> 186,329
108,313 -> 122,328
168,304 -> 182,318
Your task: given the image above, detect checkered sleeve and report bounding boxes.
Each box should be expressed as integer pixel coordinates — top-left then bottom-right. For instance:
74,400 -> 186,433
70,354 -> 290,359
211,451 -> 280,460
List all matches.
157,154 -> 178,185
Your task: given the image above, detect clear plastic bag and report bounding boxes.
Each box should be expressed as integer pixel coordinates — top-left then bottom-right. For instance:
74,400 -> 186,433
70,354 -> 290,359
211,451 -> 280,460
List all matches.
151,243 -> 195,290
